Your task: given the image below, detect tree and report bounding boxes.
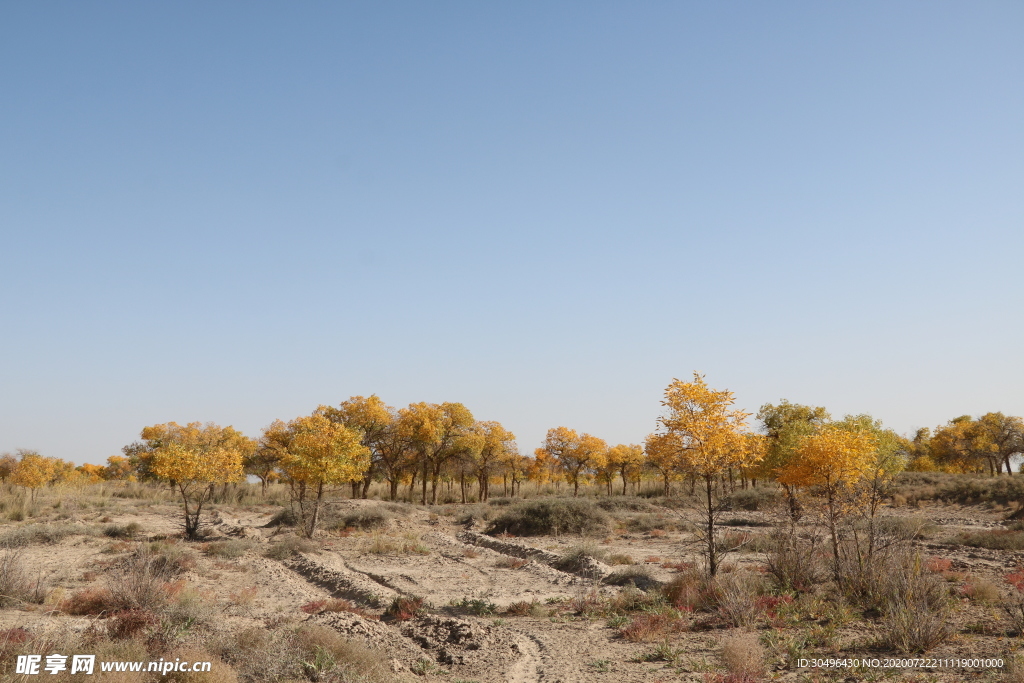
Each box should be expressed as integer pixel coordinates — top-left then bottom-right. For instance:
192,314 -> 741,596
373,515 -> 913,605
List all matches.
0,453 -> 17,483
756,401 -> 831,519
103,455 -> 137,481
644,432 -> 683,495
398,402 -> 475,504
317,396 -> 394,498
931,416 -> 989,474
498,447 -> 530,497
658,374 -> 756,576
248,421 -> 289,495
9,450 -> 57,500
467,421 -> 516,501
905,428 -> 936,472
271,414 -> 370,537
977,412 -> 1024,475
776,424 -> 876,585
143,422 -> 255,539
537,427 -> 607,496
606,444 -> 644,495
529,448 -> 560,491
76,463 -> 107,484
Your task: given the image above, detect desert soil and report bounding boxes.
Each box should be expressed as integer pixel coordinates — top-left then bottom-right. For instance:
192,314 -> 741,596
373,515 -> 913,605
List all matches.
3,493 -> 1024,682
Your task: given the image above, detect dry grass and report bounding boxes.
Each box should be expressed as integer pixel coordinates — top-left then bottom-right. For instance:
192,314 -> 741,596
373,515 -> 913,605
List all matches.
203,539 -> 255,559
719,631 -> 766,682
0,549 -> 31,606
663,566 -> 716,612
617,612 -> 683,642
715,572 -> 766,628
109,545 -> 172,611
962,576 -> 1000,604
877,553 -> 954,652
301,598 -> 377,619
505,599 -> 545,617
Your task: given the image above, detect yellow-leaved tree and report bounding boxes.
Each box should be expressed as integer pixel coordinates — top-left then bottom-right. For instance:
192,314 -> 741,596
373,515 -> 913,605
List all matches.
9,450 -> 58,500
644,432 -> 683,495
776,425 -> 876,584
605,444 -> 645,495
317,395 -> 395,498
537,427 -> 607,497
271,414 -> 370,537
468,421 -> 516,501
143,422 -> 255,539
398,402 -> 475,505
658,373 -> 757,576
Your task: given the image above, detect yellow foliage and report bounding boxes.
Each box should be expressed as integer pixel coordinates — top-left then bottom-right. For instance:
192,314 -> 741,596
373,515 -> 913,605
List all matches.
276,414 -> 370,486
147,422 -> 252,485
658,374 -> 755,479
10,451 -> 57,491
776,426 -> 877,490
537,427 -> 607,495
77,463 -> 106,483
104,455 -> 136,481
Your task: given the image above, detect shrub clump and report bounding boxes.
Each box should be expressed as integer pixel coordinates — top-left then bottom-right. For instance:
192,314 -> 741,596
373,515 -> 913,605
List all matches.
877,553 -> 954,652
0,550 -> 31,607
554,543 -> 609,576
485,499 -> 610,537
103,522 -> 143,539
203,539 -> 255,559
603,566 -> 660,591
0,523 -> 80,547
263,535 -> 318,560
337,509 -> 390,531
265,508 -> 298,527
384,595 -> 425,622
718,631 -> 766,683
952,529 -> 1024,550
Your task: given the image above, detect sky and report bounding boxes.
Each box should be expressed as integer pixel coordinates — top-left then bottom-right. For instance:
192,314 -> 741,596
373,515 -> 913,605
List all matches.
1,2 -> 1022,465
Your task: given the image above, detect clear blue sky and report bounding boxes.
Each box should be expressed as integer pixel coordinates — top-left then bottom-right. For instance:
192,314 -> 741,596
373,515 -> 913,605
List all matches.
2,2 -> 1022,465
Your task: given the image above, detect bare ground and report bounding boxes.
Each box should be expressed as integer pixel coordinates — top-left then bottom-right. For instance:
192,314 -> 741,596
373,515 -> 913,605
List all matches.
3,490 -> 1024,682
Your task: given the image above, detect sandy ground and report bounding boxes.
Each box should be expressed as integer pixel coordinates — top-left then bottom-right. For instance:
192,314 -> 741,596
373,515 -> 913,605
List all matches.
3,492 -> 1024,682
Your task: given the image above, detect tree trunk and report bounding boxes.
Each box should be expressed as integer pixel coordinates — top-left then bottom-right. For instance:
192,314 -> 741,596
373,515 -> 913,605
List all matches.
705,475 -> 717,577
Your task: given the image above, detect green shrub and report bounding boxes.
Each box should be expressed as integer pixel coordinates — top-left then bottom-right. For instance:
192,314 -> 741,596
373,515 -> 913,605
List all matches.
485,499 -> 610,536
451,597 -> 497,615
